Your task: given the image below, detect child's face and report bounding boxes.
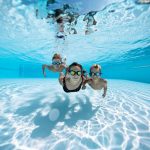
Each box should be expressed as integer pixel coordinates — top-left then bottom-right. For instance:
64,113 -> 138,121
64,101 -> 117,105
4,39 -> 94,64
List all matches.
52,58 -> 61,69
68,66 -> 82,81
90,67 -> 101,80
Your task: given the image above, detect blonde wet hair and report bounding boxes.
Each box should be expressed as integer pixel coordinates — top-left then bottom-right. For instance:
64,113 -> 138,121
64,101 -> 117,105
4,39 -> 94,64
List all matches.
90,64 -> 101,72
52,53 -> 62,61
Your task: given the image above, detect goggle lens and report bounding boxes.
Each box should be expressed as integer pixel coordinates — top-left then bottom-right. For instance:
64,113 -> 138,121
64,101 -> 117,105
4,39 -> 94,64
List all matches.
90,72 -> 101,76
69,70 -> 81,76
52,61 -> 61,65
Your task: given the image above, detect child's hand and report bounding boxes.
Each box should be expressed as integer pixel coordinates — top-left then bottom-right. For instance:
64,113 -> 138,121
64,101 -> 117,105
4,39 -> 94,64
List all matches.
82,85 -> 86,90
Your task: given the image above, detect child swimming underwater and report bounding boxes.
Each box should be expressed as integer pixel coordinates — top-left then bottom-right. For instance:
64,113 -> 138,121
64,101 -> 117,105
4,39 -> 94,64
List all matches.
42,53 -> 67,77
82,64 -> 107,97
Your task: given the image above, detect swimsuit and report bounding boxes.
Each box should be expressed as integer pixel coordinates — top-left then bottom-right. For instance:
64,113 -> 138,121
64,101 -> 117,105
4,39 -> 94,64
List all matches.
63,77 -> 83,93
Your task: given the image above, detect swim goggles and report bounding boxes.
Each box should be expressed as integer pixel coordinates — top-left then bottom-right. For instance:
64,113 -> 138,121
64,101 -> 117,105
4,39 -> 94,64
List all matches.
69,70 -> 82,76
89,72 -> 102,76
52,61 -> 61,65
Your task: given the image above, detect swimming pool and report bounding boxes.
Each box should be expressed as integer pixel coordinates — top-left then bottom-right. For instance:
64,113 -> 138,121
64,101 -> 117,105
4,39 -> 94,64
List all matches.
0,0 -> 150,149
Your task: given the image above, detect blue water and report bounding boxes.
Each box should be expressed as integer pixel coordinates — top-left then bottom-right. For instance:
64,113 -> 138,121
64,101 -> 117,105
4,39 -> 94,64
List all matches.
0,0 -> 150,149
0,0 -> 150,82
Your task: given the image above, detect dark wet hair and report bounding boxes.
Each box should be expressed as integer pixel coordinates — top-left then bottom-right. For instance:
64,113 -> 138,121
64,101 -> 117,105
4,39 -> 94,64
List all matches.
54,9 -> 64,23
54,9 -> 64,17
68,62 -> 83,72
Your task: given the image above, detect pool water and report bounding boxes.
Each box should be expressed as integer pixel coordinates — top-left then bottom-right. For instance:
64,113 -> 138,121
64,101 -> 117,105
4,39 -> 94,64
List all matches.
0,79 -> 150,149
0,0 -> 150,149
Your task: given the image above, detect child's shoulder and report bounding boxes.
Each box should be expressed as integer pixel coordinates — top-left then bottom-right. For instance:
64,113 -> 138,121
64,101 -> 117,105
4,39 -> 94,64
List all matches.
100,78 -> 107,84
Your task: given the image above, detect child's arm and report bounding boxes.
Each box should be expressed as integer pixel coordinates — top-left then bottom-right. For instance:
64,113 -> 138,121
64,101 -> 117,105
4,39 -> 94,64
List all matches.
42,64 -> 52,77
82,78 -> 92,90
102,80 -> 107,98
59,72 -> 64,85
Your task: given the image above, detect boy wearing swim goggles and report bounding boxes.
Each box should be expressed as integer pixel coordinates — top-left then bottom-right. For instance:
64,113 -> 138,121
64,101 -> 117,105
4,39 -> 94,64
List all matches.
82,64 -> 107,98
42,53 -> 67,77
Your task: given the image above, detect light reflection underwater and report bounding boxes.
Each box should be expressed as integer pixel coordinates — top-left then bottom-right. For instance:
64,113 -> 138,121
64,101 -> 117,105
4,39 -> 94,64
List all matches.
0,0 -> 150,149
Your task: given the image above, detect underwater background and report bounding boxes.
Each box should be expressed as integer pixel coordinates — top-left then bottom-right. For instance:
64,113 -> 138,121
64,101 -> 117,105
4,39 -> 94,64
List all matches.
0,0 -> 150,150
0,0 -> 150,83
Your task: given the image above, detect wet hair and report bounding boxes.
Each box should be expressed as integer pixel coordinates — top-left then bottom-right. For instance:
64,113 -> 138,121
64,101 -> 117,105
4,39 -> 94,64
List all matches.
54,9 -> 64,23
54,9 -> 64,17
90,64 -> 101,73
57,17 -> 63,23
52,53 -> 62,60
68,62 -> 83,72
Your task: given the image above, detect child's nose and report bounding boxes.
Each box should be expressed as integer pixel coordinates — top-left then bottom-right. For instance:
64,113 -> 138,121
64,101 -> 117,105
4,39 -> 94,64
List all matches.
74,74 -> 78,77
